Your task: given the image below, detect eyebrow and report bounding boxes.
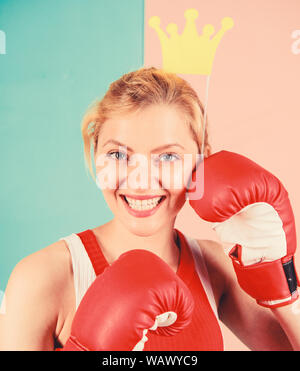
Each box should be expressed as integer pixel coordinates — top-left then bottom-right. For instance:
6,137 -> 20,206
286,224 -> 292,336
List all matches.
102,139 -> 185,152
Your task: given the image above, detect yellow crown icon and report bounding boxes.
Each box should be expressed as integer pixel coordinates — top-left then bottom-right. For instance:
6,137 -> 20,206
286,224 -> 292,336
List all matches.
149,9 -> 234,75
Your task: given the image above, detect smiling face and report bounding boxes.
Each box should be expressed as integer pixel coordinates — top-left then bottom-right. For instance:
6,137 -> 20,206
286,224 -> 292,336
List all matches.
94,104 -> 199,236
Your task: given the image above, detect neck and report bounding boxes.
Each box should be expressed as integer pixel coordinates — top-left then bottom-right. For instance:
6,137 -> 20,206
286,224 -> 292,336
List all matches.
94,219 -> 180,272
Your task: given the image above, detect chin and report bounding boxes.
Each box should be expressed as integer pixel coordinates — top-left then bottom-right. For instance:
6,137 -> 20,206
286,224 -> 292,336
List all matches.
124,219 -> 164,237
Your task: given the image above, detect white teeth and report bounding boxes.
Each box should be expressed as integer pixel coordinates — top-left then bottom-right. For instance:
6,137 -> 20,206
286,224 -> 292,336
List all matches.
124,196 -> 163,211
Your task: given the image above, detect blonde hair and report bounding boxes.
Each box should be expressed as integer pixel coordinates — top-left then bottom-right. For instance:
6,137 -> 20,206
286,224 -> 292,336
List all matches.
81,67 -> 212,180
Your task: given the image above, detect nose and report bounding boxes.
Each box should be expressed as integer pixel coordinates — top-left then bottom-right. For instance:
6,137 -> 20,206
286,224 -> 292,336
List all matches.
121,153 -> 161,192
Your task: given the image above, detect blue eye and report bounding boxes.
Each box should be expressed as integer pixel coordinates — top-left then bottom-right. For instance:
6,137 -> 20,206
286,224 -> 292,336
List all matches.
107,151 -> 128,161
159,153 -> 180,162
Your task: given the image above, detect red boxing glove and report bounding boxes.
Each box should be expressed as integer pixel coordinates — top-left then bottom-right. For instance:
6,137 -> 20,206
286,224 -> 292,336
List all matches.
188,150 -> 300,308
61,249 -> 194,351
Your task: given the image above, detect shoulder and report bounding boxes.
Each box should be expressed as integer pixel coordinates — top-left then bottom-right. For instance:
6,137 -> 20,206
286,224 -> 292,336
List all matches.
193,238 -> 236,310
8,239 -> 72,298
0,239 -> 74,350
195,238 -> 229,270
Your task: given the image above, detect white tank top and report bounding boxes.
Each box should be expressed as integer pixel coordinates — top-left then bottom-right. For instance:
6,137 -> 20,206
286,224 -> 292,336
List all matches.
59,232 -> 219,319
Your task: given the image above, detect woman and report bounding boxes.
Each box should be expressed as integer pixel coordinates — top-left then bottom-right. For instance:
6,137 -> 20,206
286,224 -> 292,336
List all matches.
0,67 -> 299,350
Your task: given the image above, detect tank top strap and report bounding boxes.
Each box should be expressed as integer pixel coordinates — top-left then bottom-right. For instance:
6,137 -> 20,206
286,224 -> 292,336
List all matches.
76,229 -> 109,276
174,229 -> 219,319
183,234 -> 219,319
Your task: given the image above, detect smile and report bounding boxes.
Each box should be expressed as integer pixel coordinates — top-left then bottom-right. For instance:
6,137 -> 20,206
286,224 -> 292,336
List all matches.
120,195 -> 166,217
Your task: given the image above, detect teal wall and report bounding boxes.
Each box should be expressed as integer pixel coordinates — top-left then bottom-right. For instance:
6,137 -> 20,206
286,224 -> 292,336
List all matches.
0,0 -> 144,291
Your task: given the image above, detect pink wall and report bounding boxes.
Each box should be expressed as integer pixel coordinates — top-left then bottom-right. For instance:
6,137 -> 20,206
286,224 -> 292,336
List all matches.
144,0 -> 300,350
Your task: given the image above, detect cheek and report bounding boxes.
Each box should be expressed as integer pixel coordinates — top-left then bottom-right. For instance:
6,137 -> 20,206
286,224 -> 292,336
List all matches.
101,189 -> 116,208
162,164 -> 188,210
95,155 -> 124,191
160,160 -> 193,192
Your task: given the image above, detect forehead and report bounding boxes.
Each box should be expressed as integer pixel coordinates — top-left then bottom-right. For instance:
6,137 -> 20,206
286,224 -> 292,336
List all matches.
98,104 -> 198,152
